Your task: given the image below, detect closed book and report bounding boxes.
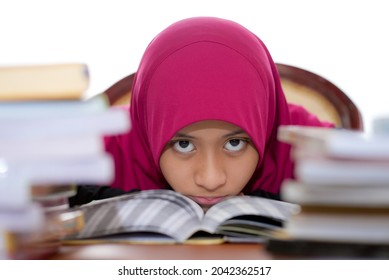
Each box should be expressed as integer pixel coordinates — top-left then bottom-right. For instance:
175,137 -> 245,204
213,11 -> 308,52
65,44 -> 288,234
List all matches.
1,209 -> 84,259
32,184 -> 77,202
1,231 -> 9,259
0,176 -> 30,209
33,185 -> 77,211
0,134 -> 104,161
0,93 -> 108,120
0,203 -> 45,232
37,197 -> 70,212
281,179 -> 389,207
0,107 -> 130,140
373,116 -> 389,135
1,230 -> 61,260
278,125 -> 389,160
284,208 -> 389,244
295,158 -> 389,186
0,179 -> 77,210
6,153 -> 114,185
0,63 -> 89,101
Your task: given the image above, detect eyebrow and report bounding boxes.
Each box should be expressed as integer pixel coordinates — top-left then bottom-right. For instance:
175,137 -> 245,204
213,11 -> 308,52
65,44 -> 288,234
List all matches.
223,129 -> 247,138
174,129 -> 247,139
174,132 -> 196,139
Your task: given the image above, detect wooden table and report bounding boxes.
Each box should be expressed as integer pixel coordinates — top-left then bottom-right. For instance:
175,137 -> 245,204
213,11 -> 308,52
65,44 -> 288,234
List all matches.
49,243 -> 274,260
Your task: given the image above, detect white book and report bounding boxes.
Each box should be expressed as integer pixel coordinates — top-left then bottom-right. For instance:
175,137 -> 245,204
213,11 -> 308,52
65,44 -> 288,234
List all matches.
0,232 -> 5,260
6,153 -> 114,185
0,177 -> 30,210
295,158 -> 389,186
285,212 -> 389,244
0,179 -> 77,210
278,125 -> 389,159
0,134 -> 104,161
0,93 -> 108,120
373,116 -> 389,135
281,179 -> 389,207
0,107 -> 130,140
0,203 -> 45,232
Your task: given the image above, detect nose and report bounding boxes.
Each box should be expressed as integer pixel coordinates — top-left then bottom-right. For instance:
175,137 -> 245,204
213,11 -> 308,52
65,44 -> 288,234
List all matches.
194,153 -> 227,191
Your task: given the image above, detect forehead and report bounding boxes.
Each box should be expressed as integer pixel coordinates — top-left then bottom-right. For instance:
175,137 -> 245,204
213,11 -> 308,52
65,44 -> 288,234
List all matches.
179,120 -> 242,132
176,120 -> 246,135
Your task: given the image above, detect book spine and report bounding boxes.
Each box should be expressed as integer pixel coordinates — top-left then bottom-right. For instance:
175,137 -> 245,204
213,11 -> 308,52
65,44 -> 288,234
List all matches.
0,177 -> 31,209
281,179 -> 389,206
32,184 -> 77,201
0,231 -> 16,260
328,133 -> 389,159
0,204 -> 45,232
0,108 -> 130,140
296,159 -> 389,185
0,134 -> 104,162
0,93 -> 108,120
0,63 -> 89,101
8,153 -> 114,185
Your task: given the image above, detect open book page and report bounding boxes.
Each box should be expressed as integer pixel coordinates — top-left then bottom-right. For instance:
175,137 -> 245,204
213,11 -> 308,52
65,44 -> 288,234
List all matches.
66,190 -> 205,242
200,196 -> 299,235
63,232 -> 225,245
65,190 -> 299,243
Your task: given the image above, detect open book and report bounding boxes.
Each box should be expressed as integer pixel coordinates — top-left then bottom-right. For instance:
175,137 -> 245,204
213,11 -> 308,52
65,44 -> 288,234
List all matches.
65,189 -> 299,243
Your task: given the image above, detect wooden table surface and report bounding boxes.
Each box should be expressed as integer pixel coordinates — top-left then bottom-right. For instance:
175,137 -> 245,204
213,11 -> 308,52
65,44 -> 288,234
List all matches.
49,243 -> 274,260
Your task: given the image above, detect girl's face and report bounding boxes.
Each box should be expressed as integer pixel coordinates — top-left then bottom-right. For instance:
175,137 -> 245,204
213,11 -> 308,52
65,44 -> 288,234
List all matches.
159,120 -> 259,209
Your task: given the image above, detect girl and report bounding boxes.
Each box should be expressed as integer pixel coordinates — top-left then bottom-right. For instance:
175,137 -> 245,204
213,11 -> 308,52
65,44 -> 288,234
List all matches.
70,17 -> 333,207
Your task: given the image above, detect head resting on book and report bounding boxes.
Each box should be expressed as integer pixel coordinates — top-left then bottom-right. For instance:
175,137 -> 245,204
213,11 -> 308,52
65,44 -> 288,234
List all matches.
106,17 -> 328,195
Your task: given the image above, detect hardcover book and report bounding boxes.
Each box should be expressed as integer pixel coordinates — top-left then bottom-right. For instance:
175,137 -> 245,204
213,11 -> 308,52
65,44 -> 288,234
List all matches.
0,107 -> 130,140
283,205 -> 389,243
294,158 -> 389,186
0,93 -> 108,120
0,63 -> 89,101
278,125 -> 389,160
281,179 -> 389,207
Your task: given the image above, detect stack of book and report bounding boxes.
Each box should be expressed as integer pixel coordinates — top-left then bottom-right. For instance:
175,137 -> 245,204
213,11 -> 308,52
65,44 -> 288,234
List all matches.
0,63 -> 130,259
266,125 -> 389,258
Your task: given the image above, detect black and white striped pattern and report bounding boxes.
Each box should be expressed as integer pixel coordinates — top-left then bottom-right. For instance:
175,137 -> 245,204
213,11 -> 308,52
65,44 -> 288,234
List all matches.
66,190 -> 298,243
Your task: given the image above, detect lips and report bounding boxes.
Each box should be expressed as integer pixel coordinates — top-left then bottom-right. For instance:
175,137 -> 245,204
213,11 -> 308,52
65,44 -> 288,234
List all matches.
189,196 -> 228,206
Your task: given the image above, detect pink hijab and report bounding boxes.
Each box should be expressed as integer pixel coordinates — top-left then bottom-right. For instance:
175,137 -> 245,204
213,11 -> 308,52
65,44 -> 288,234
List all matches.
105,17 -> 333,194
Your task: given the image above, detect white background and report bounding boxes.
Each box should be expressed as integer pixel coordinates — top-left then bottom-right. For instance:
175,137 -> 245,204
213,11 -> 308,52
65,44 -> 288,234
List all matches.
0,259 -> 388,279
1,0 -> 388,132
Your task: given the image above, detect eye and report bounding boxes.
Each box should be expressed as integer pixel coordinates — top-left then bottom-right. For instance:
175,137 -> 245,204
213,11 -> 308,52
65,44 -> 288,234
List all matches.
224,139 -> 247,152
172,140 -> 195,153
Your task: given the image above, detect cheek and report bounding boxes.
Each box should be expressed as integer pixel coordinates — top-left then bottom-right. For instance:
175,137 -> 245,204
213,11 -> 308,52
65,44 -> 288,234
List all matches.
226,149 -> 259,189
160,152 -> 193,193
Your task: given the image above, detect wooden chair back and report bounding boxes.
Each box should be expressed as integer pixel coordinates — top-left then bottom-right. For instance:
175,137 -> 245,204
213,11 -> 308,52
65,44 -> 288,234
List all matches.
276,63 -> 363,130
